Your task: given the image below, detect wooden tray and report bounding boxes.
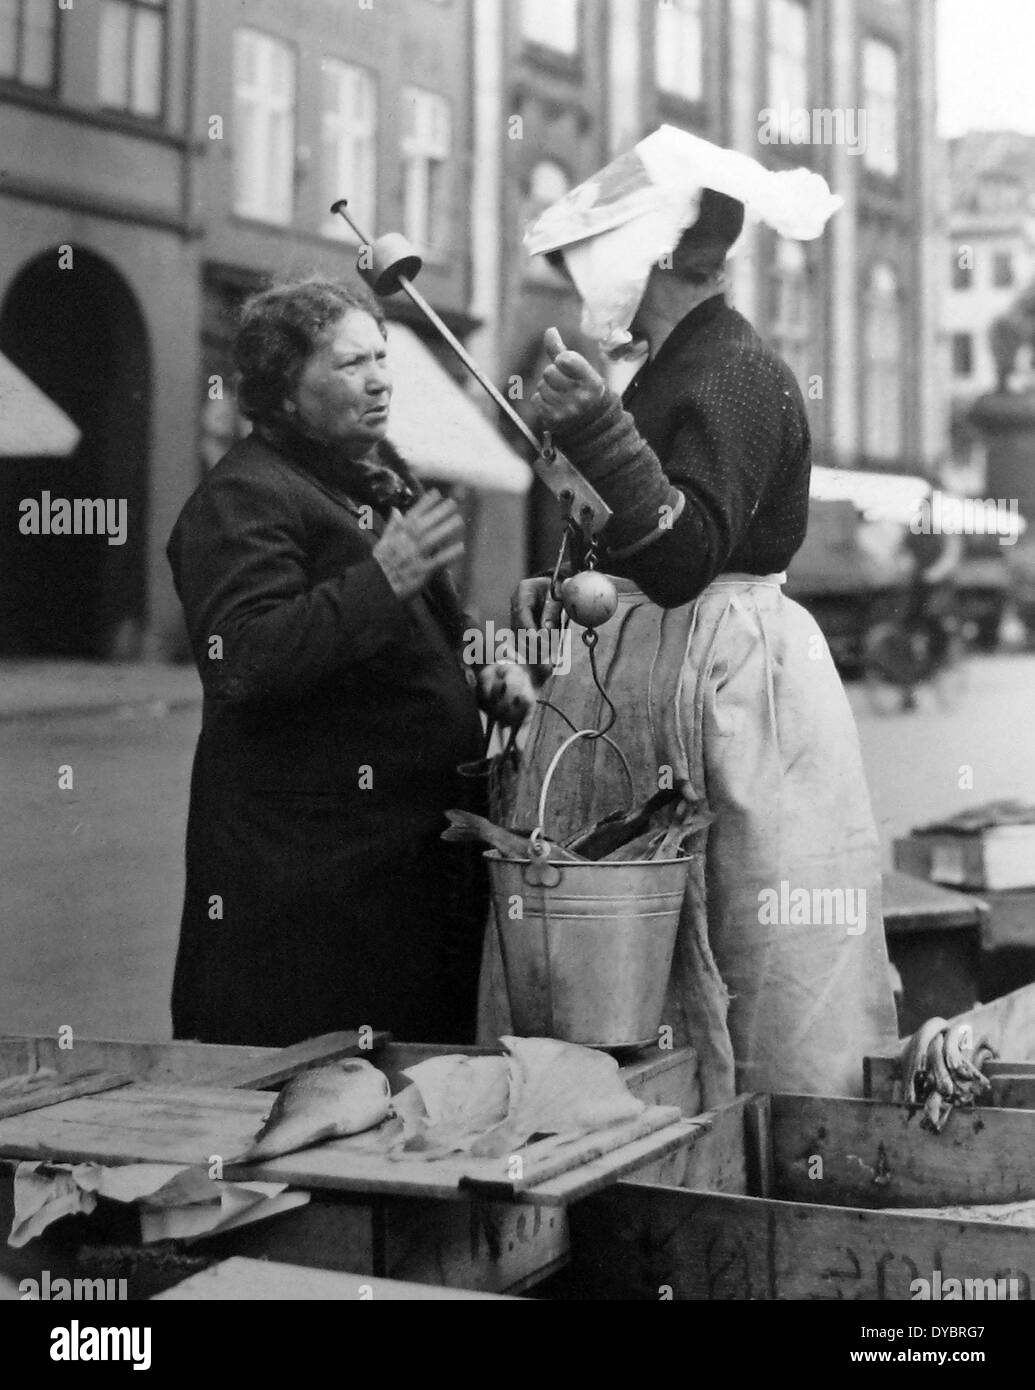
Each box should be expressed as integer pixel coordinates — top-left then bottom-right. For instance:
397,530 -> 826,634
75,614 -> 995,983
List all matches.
0,1079 -> 688,1204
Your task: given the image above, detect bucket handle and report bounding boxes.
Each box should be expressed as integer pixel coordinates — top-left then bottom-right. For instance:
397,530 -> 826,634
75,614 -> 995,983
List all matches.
532,729 -> 635,849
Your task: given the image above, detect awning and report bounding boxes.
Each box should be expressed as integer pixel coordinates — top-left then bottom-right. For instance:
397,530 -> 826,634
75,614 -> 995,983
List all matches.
810,465 -> 931,526
810,465 -> 1027,539
385,324 -> 530,495
0,351 -> 81,458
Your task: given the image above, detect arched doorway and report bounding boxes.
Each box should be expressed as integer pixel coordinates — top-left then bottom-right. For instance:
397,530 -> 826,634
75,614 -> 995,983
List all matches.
0,249 -> 151,658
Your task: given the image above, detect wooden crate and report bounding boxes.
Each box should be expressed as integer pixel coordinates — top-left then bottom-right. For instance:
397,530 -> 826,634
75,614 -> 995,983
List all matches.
563,1091 -> 1035,1300
0,1034 -> 700,1298
864,980 -> 1035,1109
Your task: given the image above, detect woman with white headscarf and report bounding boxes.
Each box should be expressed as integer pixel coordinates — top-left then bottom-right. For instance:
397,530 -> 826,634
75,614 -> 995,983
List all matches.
483,130 -> 899,1104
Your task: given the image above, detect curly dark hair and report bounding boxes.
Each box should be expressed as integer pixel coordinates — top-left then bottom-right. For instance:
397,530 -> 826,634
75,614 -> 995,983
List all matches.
234,278 -> 386,422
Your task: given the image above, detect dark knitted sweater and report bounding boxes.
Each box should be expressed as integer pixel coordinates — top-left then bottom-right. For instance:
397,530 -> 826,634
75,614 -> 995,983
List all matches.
555,294 -> 812,608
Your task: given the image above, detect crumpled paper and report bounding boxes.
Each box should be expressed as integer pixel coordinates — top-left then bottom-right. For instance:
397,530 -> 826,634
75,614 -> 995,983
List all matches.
10,1161 -> 300,1248
525,124 -> 843,352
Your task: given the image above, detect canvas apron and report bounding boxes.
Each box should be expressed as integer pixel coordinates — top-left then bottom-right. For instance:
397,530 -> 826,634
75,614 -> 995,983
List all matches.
478,573 -> 900,1104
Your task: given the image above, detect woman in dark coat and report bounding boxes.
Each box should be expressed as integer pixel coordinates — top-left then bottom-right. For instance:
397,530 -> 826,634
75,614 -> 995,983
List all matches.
167,279 -> 530,1047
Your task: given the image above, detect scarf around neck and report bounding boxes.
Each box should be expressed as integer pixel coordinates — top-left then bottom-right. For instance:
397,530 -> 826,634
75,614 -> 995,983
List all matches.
255,413 -> 421,516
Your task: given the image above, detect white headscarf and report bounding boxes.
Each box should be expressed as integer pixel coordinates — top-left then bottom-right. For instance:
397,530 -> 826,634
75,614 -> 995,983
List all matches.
525,126 -> 843,353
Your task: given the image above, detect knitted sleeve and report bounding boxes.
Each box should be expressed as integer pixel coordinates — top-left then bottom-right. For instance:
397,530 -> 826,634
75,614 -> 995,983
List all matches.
552,343 -> 806,608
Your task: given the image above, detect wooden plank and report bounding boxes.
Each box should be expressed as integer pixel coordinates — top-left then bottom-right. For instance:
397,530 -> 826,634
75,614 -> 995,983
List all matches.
0,1036 -> 278,1086
988,1074 -> 1035,1110
882,870 -> 987,935
153,1256 -> 520,1300
205,1031 -> 391,1089
459,1107 -> 682,1200
744,1094 -> 774,1199
0,1071 -> 134,1121
464,1117 -> 697,1206
240,1104 -> 683,1203
381,1195 -> 569,1293
0,1084 -> 272,1166
202,1187 -> 568,1295
567,1183 -> 1035,1300
979,887 -> 1035,950
771,1093 -> 1035,1209
624,1092 -> 754,1196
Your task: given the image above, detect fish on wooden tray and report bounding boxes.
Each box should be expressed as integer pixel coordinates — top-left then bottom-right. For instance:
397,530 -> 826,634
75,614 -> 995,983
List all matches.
230,1059 -> 393,1164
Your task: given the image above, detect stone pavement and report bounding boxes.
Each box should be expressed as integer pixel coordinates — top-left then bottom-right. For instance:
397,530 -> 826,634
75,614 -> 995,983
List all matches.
0,660 -> 202,721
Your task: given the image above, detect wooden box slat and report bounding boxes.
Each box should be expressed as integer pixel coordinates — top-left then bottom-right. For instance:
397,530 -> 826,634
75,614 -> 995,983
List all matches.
154,1256 -> 521,1300
568,1183 -> 1035,1300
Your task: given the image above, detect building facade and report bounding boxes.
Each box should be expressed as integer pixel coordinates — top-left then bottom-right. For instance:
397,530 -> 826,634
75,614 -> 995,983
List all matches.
944,130 -> 1035,490
0,0 -> 201,658
0,0 -> 492,657
1,0 -> 947,656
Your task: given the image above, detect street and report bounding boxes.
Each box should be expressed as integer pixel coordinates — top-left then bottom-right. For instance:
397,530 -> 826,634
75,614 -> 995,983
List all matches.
2,652 -> 1034,1042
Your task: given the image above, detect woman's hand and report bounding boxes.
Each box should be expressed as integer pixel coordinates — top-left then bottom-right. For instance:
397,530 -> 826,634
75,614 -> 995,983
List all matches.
477,662 -> 536,729
511,576 -> 563,634
531,327 -> 607,434
373,490 -> 465,602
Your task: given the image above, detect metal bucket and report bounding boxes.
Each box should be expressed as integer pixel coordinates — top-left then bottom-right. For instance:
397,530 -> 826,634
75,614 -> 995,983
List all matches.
487,730 -> 692,1050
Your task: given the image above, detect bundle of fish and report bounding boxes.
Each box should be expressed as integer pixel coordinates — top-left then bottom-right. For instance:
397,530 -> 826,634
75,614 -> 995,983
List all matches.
442,790 -> 713,863
900,1019 -> 997,1133
229,1038 -> 648,1166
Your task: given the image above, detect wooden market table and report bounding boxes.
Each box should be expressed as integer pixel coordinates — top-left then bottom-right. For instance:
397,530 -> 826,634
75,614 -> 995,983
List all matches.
0,1030 -> 701,1299
881,869 -> 988,1033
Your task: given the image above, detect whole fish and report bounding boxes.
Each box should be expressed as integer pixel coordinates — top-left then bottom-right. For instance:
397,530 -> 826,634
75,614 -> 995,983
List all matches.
233,1059 -> 392,1163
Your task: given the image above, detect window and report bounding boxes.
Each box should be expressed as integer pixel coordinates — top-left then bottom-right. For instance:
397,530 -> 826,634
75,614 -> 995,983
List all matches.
863,264 -> 902,459
321,60 -> 376,241
401,87 -> 450,257
952,333 -> 973,378
524,160 -> 572,283
952,252 -> 972,291
656,0 -> 704,103
98,0 -> 165,117
768,0 -> 809,114
770,237 -> 812,389
233,29 -> 295,226
993,251 -> 1015,289
522,0 -> 578,54
0,0 -> 58,89
862,38 -> 898,177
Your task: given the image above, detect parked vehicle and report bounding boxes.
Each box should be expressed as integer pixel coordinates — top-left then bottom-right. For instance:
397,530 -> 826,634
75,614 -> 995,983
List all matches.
786,467 -> 1025,673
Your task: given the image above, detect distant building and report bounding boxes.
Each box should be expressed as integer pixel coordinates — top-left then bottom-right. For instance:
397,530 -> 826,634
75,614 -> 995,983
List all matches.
0,0 -> 526,658
944,130 -> 1035,490
0,0 -> 200,659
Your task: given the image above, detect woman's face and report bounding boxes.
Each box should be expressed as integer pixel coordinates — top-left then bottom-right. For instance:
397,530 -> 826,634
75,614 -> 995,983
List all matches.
286,310 -> 392,451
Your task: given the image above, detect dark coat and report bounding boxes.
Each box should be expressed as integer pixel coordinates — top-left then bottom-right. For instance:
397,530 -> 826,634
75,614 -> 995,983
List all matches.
166,433 -> 487,1047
